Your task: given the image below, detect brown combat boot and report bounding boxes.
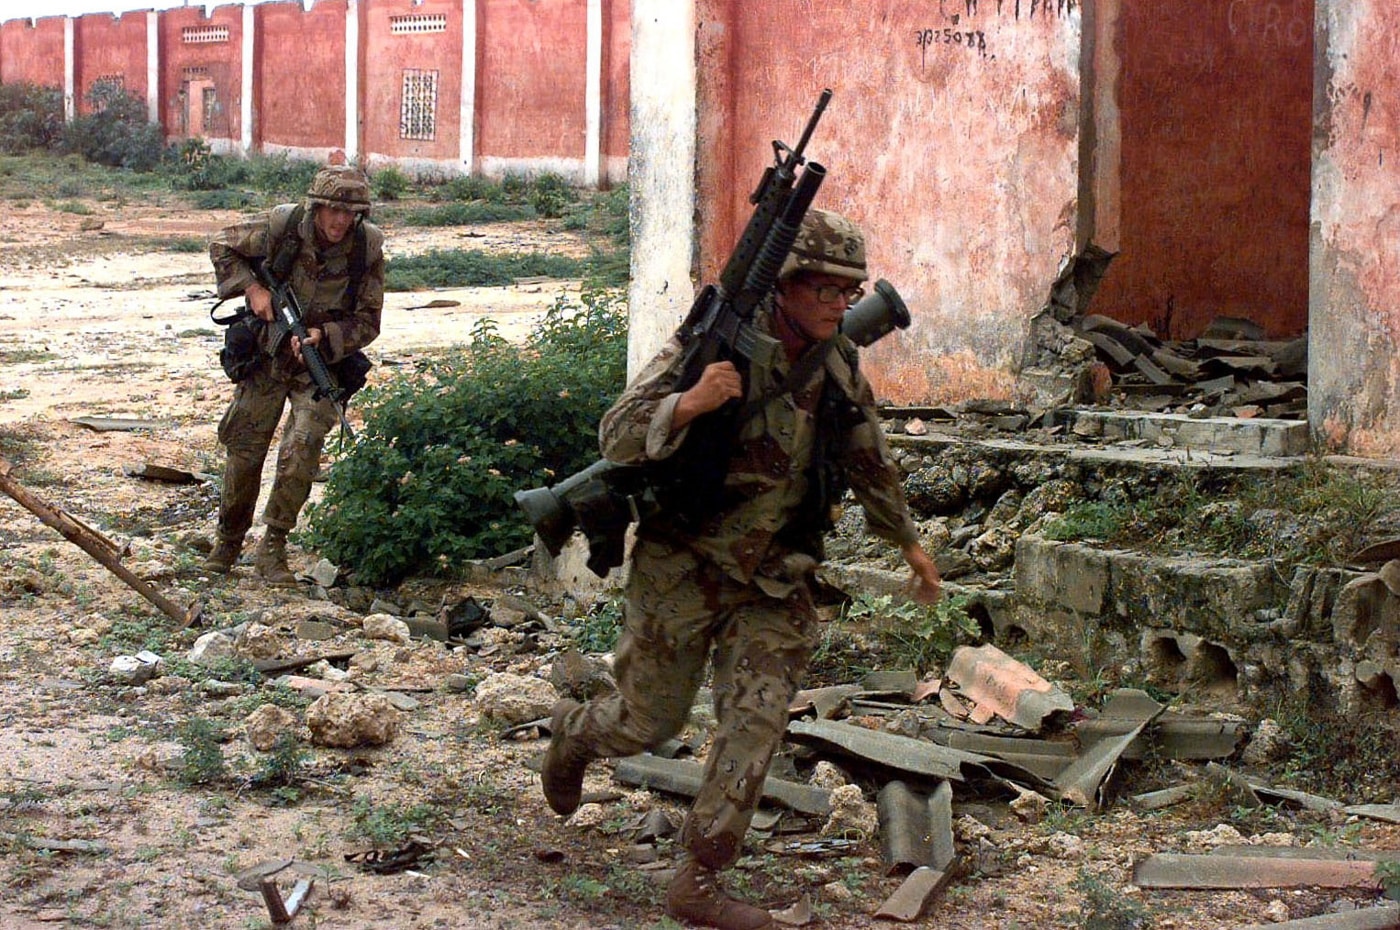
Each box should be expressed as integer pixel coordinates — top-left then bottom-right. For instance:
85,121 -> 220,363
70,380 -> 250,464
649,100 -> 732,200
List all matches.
201,537 -> 242,574
254,528 -> 296,586
666,857 -> 773,930
541,698 -> 591,816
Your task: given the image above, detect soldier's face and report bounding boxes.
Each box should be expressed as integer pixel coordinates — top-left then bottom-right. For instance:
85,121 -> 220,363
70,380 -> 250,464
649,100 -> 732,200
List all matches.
314,205 -> 356,245
777,273 -> 863,342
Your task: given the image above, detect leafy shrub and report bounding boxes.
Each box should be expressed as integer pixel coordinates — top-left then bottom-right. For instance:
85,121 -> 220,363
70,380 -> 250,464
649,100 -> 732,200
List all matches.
844,592 -> 982,675
167,137 -> 249,191
528,171 -> 578,219
569,598 -> 624,653
306,288 -> 627,586
429,174 -> 506,203
384,247 -> 590,291
371,165 -> 410,201
0,82 -> 63,154
60,84 -> 164,171
400,201 -> 536,227
177,718 -> 227,786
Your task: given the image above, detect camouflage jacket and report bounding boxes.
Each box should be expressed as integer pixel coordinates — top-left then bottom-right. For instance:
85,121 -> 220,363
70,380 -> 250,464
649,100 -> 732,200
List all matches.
209,203 -> 385,374
599,304 -> 918,588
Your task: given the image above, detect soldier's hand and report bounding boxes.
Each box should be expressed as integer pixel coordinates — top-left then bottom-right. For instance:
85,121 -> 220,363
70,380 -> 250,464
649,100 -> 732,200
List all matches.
245,282 -> 274,322
901,541 -> 943,605
290,327 -> 323,365
672,361 -> 742,431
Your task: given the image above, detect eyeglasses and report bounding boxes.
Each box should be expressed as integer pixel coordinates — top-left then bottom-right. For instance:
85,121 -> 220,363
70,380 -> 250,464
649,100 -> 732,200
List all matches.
801,281 -> 865,304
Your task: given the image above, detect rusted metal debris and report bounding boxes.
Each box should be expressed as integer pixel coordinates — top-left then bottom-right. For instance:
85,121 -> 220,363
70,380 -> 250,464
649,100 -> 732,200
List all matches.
1206,762 -> 1345,813
613,754 -> 832,817
1133,853 -> 1382,890
784,718 -> 995,785
944,644 -> 1074,731
873,866 -> 957,922
1052,699 -> 1162,809
235,860 -> 317,925
877,780 -> 956,878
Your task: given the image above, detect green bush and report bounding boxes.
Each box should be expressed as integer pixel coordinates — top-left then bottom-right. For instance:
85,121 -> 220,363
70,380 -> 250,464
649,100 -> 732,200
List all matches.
0,82 -> 64,154
528,171 -> 578,219
305,288 -> 627,586
60,84 -> 164,171
384,247 -> 590,291
400,201 -> 536,227
372,165 -> 410,201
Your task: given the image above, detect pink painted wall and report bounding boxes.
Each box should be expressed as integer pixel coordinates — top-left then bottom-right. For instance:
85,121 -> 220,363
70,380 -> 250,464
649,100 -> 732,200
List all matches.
695,0 -> 1083,405
602,0 -> 630,175
361,0 -> 463,163
1310,0 -> 1400,455
159,6 -> 245,144
0,17 -> 65,88
255,0 -> 345,151
73,12 -> 149,114
1090,0 -> 1313,340
475,0 -> 588,163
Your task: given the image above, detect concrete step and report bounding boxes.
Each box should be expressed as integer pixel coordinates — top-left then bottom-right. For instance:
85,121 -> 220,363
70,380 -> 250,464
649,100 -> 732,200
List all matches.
1056,409 -> 1311,457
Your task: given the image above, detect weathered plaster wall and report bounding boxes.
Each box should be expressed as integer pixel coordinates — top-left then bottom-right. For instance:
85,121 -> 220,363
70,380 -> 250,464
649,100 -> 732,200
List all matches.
73,13 -> 150,115
361,0 -> 463,170
475,0 -> 589,179
1310,1 -> 1400,455
626,0 -> 696,375
0,17 -> 65,87
255,0 -> 346,153
158,6 -> 244,147
688,0 -> 1083,406
1090,0 -> 1314,341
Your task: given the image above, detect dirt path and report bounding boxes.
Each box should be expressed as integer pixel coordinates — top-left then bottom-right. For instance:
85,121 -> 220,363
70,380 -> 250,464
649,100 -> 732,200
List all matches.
1,199 -> 1396,930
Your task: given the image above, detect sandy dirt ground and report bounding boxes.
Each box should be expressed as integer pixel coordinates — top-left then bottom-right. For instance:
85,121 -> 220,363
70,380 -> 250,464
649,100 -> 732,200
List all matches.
0,197 -> 1396,930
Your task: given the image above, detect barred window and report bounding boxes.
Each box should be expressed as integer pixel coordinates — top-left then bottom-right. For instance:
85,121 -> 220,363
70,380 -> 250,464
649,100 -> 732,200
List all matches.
390,14 -> 447,35
400,69 -> 438,141
182,25 -> 229,43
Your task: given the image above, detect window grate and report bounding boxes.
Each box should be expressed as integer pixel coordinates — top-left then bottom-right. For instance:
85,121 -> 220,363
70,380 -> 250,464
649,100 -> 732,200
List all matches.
399,69 -> 439,141
182,25 -> 229,44
390,14 -> 447,35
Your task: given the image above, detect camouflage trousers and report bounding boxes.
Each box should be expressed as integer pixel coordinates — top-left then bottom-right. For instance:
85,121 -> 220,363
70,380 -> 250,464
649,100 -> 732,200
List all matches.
558,536 -> 819,870
213,366 -> 338,543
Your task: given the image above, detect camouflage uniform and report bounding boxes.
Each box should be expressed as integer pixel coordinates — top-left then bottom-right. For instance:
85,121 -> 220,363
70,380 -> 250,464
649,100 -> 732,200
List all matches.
557,298 -> 918,870
205,166 -> 384,573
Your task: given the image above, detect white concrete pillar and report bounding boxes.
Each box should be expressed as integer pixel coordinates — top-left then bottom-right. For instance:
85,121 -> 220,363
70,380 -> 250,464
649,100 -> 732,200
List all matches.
345,0 -> 359,161
63,17 -> 74,121
146,11 -> 159,124
460,0 -> 477,174
241,4 -> 254,154
627,0 -> 698,375
584,0 -> 602,188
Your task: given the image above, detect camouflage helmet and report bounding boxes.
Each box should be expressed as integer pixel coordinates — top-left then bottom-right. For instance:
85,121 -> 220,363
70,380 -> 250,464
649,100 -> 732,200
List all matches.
779,208 -> 868,282
306,164 -> 371,214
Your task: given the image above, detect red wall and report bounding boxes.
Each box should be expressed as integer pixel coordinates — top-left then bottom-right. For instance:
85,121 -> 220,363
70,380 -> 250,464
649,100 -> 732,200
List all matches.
255,0 -> 346,150
1092,0 -> 1314,340
602,0 -> 630,170
476,0 -> 588,161
361,0 -> 463,163
693,0 -> 1084,405
0,17 -> 65,88
158,6 -> 245,145
73,12 -> 148,114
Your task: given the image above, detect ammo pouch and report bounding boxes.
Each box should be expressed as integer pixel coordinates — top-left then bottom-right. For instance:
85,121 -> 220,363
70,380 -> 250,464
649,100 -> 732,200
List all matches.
212,303 -> 265,383
330,350 -> 373,402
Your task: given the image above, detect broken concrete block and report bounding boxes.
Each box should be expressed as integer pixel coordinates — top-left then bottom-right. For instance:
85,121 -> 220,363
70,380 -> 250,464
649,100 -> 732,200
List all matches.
473,672 -> 557,727
245,703 -> 300,752
362,613 -> 412,645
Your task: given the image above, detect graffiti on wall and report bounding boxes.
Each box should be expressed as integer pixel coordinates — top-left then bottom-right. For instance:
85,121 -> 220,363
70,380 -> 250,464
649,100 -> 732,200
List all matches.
916,0 -> 1078,67
1226,1 -> 1310,48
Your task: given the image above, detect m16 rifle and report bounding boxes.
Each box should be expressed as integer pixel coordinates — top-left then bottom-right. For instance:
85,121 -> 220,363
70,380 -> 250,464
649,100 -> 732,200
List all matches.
251,257 -> 357,441
514,90 -> 912,577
